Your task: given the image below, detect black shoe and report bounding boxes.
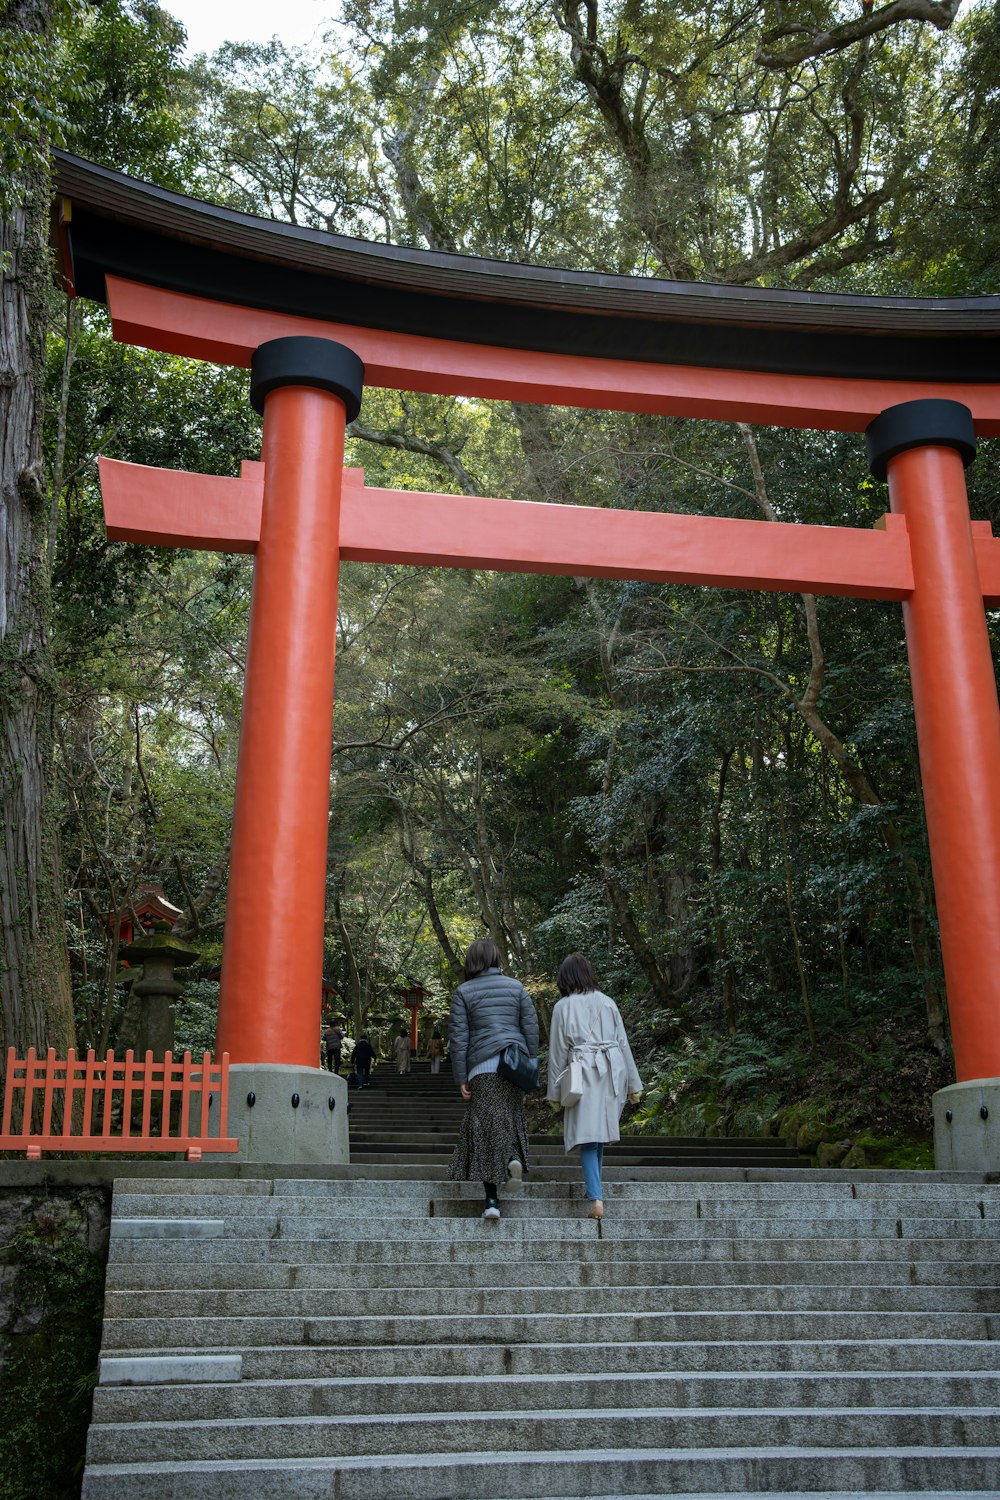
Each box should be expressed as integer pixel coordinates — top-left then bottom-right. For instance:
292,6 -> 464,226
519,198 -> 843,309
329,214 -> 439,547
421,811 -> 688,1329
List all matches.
481,1198 -> 501,1220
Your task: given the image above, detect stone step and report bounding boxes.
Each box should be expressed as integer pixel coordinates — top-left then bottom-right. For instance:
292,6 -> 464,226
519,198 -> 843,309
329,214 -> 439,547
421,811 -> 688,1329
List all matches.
348,1125 -> 801,1144
83,1408 -> 1000,1464
98,1309 -> 1000,1351
102,1283 -> 1000,1319
347,1120 -> 804,1141
484,1494 -> 1000,1500
355,1131 -> 792,1157
349,1121 -> 809,1144
349,1146 -> 812,1165
105,1234 -> 1000,1266
106,1210 -> 1000,1240
122,1160 -> 829,1182
359,1494 -> 1000,1500
108,1191 -> 1000,1224
93,1368 -> 1000,1422
351,1151 -> 822,1169
90,1369 -> 1000,1424
96,1163 -> 987,1183
101,1338 -> 1000,1381
77,1446 -> 1000,1500
109,1177 -> 1000,1203
110,1174 -> 1000,1198
102,1256 -> 1000,1290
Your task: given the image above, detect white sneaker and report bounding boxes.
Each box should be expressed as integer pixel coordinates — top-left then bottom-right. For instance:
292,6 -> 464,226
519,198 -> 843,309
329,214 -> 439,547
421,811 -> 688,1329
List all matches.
506,1159 -> 523,1192
482,1199 -> 501,1220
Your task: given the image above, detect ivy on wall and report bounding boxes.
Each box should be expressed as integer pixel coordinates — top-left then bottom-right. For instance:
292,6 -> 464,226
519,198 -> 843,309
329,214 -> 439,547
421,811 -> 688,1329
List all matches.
0,1188 -> 108,1500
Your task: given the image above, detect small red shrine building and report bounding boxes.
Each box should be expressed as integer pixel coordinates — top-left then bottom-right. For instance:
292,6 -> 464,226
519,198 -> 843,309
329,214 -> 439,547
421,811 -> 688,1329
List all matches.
104,882 -> 183,950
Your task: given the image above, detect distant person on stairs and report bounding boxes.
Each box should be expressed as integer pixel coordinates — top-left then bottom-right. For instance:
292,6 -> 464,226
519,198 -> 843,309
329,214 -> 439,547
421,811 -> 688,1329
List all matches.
447,938 -> 539,1221
547,953 -> 642,1221
353,1034 -> 376,1088
324,1023 -> 344,1074
428,1030 -> 444,1073
393,1028 -> 411,1075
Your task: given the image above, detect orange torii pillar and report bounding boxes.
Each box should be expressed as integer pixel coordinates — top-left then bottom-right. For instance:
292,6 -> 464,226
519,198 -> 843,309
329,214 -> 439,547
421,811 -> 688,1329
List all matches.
217,336 -> 363,1162
867,399 -> 1000,1170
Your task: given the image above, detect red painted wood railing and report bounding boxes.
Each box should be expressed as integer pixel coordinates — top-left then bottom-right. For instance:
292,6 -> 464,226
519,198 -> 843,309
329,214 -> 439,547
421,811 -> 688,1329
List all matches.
0,1048 -> 238,1160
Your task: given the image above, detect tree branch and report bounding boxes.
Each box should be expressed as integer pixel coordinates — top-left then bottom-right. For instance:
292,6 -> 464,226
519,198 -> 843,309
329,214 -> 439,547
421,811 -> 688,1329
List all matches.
382,64 -> 458,252
172,854 -> 201,937
723,186 -> 894,283
756,0 -> 963,69
555,0 -> 697,278
350,419 -> 481,496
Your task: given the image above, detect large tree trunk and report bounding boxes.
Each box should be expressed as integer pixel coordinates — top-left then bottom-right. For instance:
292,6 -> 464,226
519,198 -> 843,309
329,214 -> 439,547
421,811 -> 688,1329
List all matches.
0,0 -> 75,1062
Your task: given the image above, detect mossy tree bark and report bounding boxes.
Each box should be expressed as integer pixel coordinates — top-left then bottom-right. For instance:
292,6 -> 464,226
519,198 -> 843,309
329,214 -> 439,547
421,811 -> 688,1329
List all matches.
0,0 -> 75,1062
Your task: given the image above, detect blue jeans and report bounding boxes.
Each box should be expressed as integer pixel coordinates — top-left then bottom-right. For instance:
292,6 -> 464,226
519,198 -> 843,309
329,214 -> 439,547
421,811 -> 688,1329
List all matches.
579,1142 -> 604,1201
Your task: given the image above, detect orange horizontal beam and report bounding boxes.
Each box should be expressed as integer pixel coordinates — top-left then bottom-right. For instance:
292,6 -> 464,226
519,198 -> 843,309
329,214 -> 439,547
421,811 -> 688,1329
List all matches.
107,277 -> 1000,437
973,522 -> 1000,608
343,482 -> 915,600
99,454 -> 1000,603
100,456 -> 264,551
100,456 -> 915,599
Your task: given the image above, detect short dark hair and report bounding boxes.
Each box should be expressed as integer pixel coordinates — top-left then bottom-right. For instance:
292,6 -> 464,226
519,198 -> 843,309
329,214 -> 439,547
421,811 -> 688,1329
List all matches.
464,938 -> 502,980
557,952 -> 598,995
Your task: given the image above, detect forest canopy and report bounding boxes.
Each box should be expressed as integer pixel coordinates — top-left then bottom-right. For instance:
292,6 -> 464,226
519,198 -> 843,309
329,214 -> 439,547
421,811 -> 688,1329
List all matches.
2,0 -> 998,1156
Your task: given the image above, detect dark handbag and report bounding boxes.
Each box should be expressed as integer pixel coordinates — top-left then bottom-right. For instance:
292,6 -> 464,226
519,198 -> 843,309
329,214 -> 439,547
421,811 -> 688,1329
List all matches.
497,1043 -> 539,1092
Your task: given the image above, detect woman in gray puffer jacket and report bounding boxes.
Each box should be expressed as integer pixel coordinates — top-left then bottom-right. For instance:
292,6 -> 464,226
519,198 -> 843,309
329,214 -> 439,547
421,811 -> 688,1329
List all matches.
447,938 -> 539,1220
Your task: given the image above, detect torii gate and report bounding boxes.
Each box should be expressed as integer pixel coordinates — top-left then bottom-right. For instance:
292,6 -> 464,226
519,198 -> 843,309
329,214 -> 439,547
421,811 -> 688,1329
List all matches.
55,153 -> 1000,1168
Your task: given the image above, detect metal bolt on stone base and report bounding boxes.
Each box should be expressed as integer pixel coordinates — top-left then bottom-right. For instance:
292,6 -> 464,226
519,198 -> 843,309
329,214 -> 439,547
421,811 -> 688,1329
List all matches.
199,1065 -> 349,1164
933,1078 -> 1000,1175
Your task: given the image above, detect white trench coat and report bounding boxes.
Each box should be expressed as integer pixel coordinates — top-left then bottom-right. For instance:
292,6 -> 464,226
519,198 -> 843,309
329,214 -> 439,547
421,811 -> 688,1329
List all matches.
546,989 -> 642,1152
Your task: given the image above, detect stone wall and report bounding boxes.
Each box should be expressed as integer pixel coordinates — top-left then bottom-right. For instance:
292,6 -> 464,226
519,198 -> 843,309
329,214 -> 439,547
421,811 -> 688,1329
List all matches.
0,1171 -> 112,1500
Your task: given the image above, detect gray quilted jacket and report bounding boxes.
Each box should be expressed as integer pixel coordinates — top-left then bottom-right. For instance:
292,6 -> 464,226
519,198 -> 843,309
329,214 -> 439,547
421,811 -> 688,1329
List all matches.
448,968 -> 540,1085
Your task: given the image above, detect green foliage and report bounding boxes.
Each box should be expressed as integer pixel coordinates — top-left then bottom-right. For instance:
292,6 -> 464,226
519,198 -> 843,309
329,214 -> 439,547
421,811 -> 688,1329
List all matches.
174,978 -> 219,1055
0,1200 -> 105,1500
60,0 -> 196,186
854,1135 -> 935,1171
188,37 -> 382,232
625,1007 -> 945,1165
0,0 -> 87,241
628,1029 -> 790,1139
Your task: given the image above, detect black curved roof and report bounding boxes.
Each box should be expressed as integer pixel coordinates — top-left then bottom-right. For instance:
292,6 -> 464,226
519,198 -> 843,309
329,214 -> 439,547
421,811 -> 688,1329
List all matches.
54,152 -> 1000,384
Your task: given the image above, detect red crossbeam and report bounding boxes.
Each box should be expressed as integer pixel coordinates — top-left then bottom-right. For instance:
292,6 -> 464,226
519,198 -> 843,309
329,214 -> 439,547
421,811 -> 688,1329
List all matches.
106,277 -> 1000,437
100,454 -> 1000,605
100,457 -> 264,552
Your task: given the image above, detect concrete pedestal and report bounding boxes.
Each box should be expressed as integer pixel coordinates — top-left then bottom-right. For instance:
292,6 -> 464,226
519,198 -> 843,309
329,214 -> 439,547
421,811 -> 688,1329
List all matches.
223,1065 -> 349,1164
932,1077 -> 1000,1174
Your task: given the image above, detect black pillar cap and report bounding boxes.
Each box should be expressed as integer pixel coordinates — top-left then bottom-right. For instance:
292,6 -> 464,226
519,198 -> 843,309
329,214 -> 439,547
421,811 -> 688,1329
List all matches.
250,336 -> 365,422
865,398 -> 976,482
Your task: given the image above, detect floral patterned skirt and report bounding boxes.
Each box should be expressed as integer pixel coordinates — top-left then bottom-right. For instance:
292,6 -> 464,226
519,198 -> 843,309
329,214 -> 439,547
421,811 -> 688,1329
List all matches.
448,1071 -> 529,1186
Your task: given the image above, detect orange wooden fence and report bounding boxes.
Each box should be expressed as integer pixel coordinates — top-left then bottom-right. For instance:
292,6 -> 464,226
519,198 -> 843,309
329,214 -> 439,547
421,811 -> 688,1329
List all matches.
0,1048 -> 238,1160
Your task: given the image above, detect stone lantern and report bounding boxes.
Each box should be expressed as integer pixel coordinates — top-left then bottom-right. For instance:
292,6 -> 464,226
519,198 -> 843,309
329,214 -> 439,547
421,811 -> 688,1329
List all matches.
120,920 -> 200,1059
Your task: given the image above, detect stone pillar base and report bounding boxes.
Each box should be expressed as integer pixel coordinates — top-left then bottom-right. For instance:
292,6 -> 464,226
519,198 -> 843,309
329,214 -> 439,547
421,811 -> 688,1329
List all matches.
932,1077 -> 1000,1174
221,1064 -> 349,1164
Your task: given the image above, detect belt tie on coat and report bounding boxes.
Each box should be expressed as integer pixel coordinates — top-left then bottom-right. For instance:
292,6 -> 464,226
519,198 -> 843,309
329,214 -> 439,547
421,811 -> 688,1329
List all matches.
571,1041 -> 627,1098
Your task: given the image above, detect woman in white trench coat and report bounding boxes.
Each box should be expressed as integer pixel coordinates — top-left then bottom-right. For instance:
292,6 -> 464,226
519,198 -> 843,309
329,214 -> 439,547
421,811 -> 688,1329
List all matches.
547,953 -> 642,1219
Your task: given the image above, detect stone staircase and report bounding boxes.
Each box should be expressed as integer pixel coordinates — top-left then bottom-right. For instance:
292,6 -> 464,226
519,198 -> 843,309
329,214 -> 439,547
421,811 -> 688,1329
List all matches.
83,1156 -> 1000,1497
348,1063 -> 813,1171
